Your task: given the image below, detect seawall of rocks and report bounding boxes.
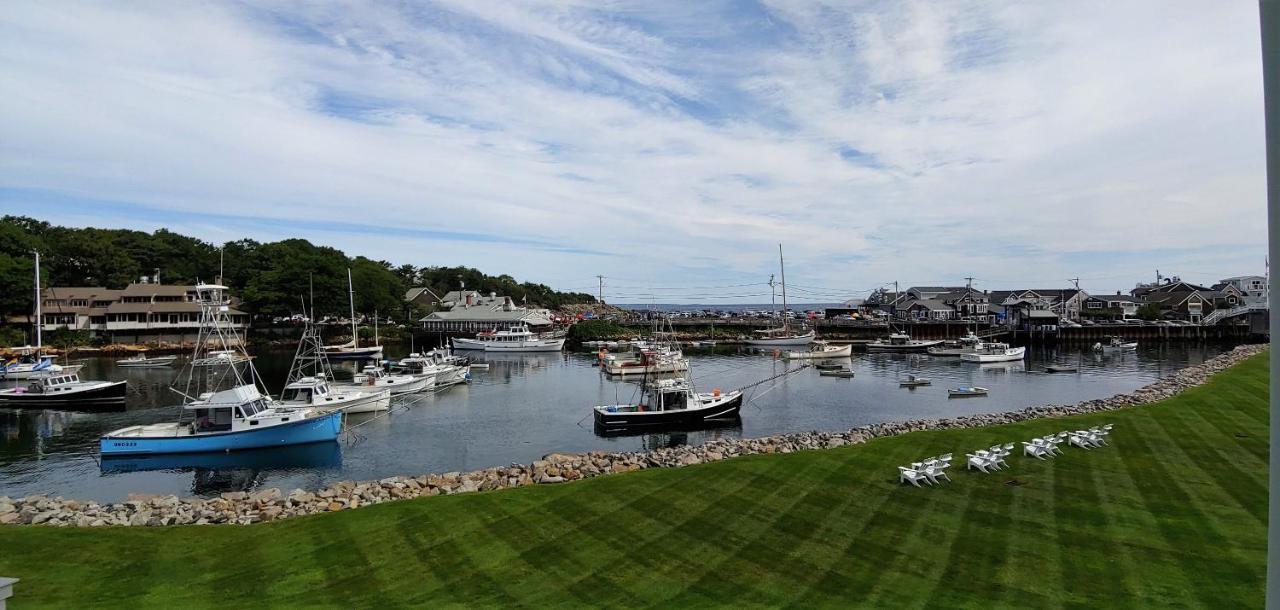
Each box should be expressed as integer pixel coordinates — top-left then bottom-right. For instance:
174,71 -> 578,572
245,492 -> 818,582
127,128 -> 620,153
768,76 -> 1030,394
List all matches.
1,343 -> 1266,527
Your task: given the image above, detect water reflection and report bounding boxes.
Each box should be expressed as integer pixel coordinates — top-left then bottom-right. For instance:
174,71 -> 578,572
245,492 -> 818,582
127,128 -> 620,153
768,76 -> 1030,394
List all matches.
0,342 -> 1245,502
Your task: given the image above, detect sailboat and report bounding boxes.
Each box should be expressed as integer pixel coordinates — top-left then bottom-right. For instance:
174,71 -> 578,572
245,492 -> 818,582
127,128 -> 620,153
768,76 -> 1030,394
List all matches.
99,284 -> 343,455
2,251 -> 81,380
323,269 -> 383,360
745,244 -> 816,347
280,297 -> 392,414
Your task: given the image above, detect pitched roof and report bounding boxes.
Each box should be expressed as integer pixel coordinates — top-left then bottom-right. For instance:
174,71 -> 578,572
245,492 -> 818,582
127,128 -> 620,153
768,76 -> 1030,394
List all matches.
906,299 -> 952,311
119,283 -> 194,297
421,308 -> 552,325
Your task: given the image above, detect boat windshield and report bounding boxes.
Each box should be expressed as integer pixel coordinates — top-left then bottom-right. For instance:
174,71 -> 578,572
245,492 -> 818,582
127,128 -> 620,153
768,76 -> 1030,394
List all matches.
239,398 -> 269,417
280,388 -> 311,403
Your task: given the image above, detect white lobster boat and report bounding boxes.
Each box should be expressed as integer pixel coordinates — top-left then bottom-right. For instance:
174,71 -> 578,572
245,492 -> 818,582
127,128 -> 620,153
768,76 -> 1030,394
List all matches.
783,341 -> 852,359
959,342 -> 1026,363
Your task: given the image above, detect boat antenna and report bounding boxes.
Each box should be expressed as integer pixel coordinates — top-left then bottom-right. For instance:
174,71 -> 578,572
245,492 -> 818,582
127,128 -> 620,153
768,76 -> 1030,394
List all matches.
347,267 -> 357,348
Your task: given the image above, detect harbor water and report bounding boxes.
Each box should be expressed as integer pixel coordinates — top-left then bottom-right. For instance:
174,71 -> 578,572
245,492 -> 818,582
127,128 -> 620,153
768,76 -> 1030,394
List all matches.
0,342 -> 1235,502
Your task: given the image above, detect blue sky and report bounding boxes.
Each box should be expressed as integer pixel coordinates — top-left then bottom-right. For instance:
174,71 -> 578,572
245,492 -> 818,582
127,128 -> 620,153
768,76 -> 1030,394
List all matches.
0,1 -> 1267,302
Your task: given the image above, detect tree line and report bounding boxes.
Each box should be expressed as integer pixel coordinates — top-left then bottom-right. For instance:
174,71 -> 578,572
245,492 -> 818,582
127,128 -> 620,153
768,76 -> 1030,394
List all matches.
0,216 -> 596,323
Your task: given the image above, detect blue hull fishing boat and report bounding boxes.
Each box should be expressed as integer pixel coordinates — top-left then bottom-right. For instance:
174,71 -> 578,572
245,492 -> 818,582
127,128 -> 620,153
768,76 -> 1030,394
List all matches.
99,284 -> 344,456
100,409 -> 342,456
100,439 -> 343,473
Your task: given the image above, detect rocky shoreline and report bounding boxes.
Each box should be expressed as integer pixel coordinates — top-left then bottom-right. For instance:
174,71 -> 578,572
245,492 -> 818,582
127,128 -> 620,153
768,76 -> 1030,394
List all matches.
1,344 -> 1266,528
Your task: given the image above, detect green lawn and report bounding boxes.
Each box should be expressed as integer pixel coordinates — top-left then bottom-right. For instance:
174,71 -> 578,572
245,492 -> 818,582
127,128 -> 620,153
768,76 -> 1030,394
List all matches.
0,353 -> 1268,608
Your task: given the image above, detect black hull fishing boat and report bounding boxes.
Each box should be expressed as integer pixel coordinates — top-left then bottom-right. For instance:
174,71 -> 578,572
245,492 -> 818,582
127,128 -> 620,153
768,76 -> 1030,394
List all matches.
594,387 -> 744,430
0,373 -> 127,409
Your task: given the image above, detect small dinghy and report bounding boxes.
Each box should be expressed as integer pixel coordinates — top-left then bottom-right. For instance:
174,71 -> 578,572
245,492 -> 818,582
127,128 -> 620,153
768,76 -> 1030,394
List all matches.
1044,365 -> 1078,373
948,386 -> 988,397
469,363 -> 489,370
818,369 -> 856,378
899,375 -> 931,387
814,362 -> 846,371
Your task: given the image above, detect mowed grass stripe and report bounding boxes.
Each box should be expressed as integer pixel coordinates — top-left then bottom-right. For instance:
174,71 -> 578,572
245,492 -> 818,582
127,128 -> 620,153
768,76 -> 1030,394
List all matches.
0,352 -> 1267,608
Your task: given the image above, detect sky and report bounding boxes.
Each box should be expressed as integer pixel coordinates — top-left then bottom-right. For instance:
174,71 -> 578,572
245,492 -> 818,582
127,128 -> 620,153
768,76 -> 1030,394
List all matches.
0,1 -> 1268,303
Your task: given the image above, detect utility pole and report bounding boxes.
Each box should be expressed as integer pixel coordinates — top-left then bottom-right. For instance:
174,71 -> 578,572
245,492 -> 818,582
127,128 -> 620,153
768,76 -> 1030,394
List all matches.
596,275 -> 605,304
1068,277 -> 1081,321
1259,0 -> 1279,605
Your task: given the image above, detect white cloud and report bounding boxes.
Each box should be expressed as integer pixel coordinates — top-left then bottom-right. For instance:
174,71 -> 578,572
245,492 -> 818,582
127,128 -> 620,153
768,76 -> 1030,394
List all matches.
0,0 -> 1266,300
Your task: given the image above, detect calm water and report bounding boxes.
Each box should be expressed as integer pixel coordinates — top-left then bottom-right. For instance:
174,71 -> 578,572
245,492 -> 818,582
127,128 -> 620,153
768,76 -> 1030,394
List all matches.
0,342 -> 1231,502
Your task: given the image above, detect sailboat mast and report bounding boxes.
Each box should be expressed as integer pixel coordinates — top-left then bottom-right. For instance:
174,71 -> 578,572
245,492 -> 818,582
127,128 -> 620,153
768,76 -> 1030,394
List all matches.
778,244 -> 789,333
33,250 -> 41,350
347,268 -> 357,348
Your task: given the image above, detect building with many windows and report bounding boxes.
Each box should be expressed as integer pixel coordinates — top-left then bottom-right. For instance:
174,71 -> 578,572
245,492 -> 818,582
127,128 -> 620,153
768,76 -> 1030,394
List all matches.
34,283 -> 249,340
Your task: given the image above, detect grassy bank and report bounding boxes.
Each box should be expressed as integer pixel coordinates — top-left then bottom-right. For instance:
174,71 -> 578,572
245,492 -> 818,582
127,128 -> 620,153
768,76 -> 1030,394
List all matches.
0,354 -> 1268,607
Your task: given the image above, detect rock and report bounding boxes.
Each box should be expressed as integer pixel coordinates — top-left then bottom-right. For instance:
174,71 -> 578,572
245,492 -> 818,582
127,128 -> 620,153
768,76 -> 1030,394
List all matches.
0,502 -> 15,515
0,513 -> 19,525
221,491 -> 248,502
538,474 -> 566,484
327,502 -> 344,512
249,488 -> 282,504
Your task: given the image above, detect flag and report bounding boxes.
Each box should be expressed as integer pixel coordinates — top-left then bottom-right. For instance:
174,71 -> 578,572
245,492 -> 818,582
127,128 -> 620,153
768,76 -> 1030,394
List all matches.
32,358 -> 51,371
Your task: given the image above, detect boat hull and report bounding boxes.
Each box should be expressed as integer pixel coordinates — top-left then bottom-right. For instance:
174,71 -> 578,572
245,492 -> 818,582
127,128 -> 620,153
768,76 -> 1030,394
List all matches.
322,347 -> 384,361
99,411 -> 343,456
100,441 -> 342,473
593,393 -> 743,430
866,340 -> 944,353
744,332 -> 815,347
959,348 -> 1026,363
783,344 -> 852,359
0,380 -> 127,409
452,337 -> 566,352
602,360 -> 690,376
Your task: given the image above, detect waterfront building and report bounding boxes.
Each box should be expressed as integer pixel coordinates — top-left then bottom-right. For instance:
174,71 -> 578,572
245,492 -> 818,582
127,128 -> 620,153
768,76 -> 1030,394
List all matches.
417,290 -> 554,333
1082,292 -> 1146,319
28,283 -> 249,341
1214,275 -> 1267,306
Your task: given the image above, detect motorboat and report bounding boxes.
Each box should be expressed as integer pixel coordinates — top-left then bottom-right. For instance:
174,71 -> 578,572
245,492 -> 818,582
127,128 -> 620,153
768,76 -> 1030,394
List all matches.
866,333 -> 944,353
926,333 -> 983,356
899,375 -> 931,387
0,372 -> 126,409
593,377 -> 743,430
814,362 -> 846,370
1093,337 -> 1138,352
1044,365 -> 1079,373
101,385 -> 342,455
395,349 -> 471,387
960,343 -> 1027,363
818,369 -> 856,378
948,386 -> 989,397
601,349 -> 689,376
783,341 -> 852,359
323,268 -> 383,360
451,324 -> 566,352
279,376 -> 391,414
333,365 -> 433,396
117,352 -> 178,368
100,283 -> 342,456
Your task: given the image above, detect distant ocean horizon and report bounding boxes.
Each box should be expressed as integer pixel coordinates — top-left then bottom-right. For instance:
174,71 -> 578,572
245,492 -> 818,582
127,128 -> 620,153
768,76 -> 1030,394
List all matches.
612,302 -> 847,312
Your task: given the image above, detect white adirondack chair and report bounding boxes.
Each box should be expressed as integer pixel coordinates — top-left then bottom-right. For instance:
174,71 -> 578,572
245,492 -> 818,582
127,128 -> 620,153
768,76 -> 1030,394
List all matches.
899,466 -> 931,487
923,465 -> 952,485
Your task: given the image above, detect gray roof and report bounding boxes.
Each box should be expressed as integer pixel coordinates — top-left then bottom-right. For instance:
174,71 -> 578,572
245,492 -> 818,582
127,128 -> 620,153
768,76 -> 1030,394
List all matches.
1024,309 -> 1059,319
422,308 -> 553,325
907,299 -> 952,311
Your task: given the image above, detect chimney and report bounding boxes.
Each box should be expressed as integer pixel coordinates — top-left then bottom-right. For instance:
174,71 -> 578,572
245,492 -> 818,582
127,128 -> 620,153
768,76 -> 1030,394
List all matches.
1116,290 -> 1121,295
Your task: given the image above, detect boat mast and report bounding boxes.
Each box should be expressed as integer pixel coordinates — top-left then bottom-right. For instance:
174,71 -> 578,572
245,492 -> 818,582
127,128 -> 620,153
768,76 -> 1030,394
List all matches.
779,244 -> 789,334
347,268 -> 357,348
33,250 -> 41,351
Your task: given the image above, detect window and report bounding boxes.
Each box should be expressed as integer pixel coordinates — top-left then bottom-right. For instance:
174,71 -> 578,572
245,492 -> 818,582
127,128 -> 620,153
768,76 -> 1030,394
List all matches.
1087,302 -> 1102,309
